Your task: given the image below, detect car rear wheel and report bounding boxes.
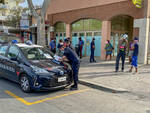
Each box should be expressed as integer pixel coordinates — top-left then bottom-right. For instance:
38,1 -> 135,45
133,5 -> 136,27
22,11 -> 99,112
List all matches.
20,75 -> 31,93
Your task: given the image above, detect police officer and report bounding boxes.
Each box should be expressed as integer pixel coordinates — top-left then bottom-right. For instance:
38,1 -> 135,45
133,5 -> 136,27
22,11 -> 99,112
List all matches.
90,38 -> 96,63
60,39 -> 80,90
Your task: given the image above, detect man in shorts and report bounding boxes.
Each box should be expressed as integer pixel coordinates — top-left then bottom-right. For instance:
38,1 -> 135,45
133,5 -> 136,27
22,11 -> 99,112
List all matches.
129,37 -> 139,73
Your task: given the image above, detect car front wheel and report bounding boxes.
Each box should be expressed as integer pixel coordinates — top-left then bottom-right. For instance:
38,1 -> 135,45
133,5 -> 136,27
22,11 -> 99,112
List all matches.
20,75 -> 31,93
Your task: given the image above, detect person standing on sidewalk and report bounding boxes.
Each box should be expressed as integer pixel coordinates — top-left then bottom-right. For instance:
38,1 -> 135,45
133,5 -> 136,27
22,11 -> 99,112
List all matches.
78,37 -> 84,59
90,38 -> 96,63
49,38 -> 56,54
105,40 -> 114,61
129,37 -> 139,73
60,39 -> 80,90
115,35 -> 128,72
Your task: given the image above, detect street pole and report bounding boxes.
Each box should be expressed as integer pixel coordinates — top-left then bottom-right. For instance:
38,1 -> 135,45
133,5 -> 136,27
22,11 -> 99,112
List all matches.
27,0 -> 51,46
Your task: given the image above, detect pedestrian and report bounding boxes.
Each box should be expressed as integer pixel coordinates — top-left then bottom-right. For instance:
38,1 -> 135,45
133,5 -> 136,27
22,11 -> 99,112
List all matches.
49,38 -> 56,54
57,39 -> 63,49
90,38 -> 96,63
67,37 -> 75,51
128,40 -> 134,64
60,39 -> 80,90
78,37 -> 84,59
115,35 -> 128,72
129,37 -> 139,73
105,40 -> 114,61
56,39 -> 64,56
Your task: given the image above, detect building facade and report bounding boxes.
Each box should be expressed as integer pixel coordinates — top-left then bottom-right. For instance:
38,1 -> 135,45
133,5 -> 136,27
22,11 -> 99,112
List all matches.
44,0 -> 149,64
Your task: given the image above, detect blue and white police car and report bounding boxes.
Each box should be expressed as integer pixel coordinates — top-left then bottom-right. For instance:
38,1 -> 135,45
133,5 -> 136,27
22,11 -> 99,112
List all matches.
0,42 -> 72,92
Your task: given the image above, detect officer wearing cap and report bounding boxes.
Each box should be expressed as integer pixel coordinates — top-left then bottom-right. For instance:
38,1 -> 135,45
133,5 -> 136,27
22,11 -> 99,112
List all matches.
90,38 -> 96,63
60,39 -> 80,90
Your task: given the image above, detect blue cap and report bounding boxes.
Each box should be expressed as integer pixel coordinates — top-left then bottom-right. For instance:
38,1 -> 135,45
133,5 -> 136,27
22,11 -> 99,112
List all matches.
12,40 -> 18,44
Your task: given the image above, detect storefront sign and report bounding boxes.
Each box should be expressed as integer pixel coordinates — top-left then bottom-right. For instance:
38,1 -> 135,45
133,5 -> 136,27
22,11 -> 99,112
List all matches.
20,13 -> 29,30
132,0 -> 142,8
20,19 -> 29,29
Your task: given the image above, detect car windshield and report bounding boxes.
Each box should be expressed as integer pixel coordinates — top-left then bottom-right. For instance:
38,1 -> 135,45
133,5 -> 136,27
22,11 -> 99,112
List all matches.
21,47 -> 53,60
0,35 -> 21,44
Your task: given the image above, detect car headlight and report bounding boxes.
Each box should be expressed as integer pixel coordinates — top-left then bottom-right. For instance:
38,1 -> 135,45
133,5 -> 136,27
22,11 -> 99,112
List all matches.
31,65 -> 49,74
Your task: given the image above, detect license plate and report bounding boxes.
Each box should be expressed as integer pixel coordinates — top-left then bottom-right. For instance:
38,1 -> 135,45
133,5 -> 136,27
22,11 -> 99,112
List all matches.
58,77 -> 66,82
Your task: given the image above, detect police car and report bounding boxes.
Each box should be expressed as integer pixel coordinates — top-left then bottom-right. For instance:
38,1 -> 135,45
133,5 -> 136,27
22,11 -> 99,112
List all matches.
0,42 -> 72,92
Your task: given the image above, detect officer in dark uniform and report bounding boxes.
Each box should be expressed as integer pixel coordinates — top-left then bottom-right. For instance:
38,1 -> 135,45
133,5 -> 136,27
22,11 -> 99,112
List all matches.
90,38 -> 96,63
60,39 -> 80,90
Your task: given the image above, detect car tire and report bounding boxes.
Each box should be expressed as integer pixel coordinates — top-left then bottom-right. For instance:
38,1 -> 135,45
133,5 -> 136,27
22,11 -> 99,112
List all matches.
20,74 -> 31,93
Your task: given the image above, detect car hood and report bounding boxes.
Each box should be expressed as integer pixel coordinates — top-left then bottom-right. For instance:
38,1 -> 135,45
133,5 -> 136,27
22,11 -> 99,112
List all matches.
29,60 -> 63,71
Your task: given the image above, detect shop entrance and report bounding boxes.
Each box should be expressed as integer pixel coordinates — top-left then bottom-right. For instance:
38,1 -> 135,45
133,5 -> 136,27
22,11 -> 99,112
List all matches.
72,31 -> 101,57
71,19 -> 102,57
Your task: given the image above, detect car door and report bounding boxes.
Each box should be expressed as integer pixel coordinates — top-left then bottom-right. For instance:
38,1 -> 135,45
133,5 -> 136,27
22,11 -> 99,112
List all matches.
6,45 -> 21,82
0,45 -> 9,77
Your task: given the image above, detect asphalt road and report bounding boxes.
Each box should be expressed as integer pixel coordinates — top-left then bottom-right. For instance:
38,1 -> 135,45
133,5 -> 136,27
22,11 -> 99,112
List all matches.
0,77 -> 150,113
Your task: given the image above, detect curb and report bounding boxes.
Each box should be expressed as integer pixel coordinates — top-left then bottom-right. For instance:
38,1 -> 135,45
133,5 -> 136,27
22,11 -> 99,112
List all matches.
79,79 -> 128,93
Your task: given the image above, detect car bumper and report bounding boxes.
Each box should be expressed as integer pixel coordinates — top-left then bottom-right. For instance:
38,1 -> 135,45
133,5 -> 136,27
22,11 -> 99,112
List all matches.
31,75 -> 72,91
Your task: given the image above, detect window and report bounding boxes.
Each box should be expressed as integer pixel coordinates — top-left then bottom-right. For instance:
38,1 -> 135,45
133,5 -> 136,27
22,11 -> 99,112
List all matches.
86,32 -> 92,36
89,19 -> 102,31
72,19 -> 102,32
21,47 -> 53,60
54,22 -> 66,32
94,32 -> 101,36
0,45 -> 8,56
72,33 -> 78,37
8,46 -> 19,59
72,20 -> 84,32
79,33 -> 85,37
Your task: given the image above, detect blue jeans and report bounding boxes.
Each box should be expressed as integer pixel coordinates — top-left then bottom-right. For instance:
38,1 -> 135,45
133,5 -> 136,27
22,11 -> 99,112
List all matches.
116,51 -> 126,71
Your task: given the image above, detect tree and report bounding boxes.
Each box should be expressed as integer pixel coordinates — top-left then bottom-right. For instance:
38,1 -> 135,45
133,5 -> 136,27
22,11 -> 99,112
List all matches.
1,0 -> 25,28
26,0 -> 51,46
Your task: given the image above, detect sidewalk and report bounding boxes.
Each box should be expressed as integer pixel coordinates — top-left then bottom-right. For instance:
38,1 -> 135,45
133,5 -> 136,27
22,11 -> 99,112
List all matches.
79,57 -> 150,94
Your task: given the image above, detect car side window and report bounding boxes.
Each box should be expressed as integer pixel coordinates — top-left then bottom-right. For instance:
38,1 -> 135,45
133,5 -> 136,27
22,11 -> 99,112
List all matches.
0,45 -> 8,56
8,46 -> 20,59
